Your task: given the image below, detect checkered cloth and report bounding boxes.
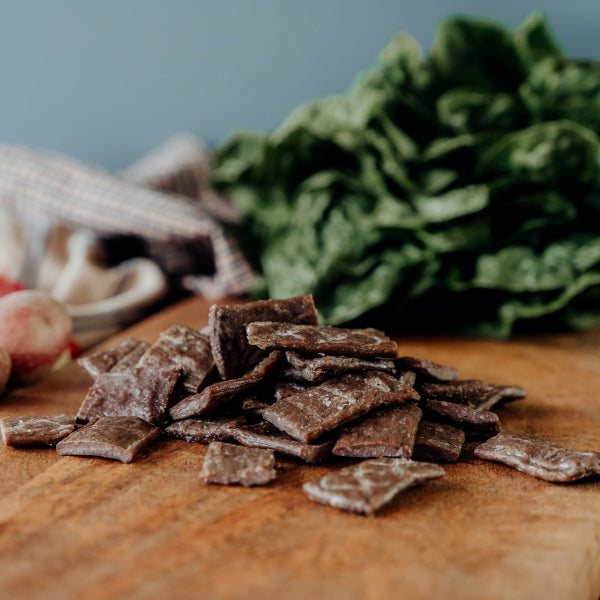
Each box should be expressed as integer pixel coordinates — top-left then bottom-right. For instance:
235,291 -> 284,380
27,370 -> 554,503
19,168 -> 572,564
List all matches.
0,136 -> 257,299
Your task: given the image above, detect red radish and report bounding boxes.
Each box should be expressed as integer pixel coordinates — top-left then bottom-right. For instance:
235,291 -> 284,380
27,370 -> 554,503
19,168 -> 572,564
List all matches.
0,347 -> 10,394
0,277 -> 23,297
0,290 -> 72,384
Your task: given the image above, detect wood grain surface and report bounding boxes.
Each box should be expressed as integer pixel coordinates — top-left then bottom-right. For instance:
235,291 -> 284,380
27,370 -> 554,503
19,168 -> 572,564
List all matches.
1,295 -> 599,600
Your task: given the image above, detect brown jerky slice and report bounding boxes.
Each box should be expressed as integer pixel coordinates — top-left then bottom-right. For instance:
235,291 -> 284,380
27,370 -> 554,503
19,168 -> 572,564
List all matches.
422,398 -> 501,440
302,458 -> 445,515
412,420 -> 465,463
77,338 -> 149,378
164,415 -> 246,443
278,366 -> 309,382
137,325 -> 215,394
1,414 -> 76,447
474,433 -> 600,483
273,381 -> 310,401
285,351 -> 396,383
420,379 -> 526,411
247,322 -> 398,358
56,416 -> 161,463
76,364 -> 181,425
201,441 -> 276,486
110,341 -> 151,373
262,371 -> 419,443
332,404 -> 422,459
474,385 -> 528,411
169,351 -> 282,420
209,295 -> 318,380
397,370 -> 417,387
395,356 -> 459,382
241,396 -> 272,417
231,422 -> 334,464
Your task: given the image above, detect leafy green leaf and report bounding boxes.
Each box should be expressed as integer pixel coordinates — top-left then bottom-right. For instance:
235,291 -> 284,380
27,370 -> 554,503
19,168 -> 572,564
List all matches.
213,13 -> 600,337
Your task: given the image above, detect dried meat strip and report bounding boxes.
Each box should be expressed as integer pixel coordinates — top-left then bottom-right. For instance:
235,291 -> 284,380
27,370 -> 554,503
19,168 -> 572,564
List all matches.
164,415 -> 246,443
303,458 -> 445,515
273,381 -> 310,401
76,364 -> 181,425
474,385 -> 527,412
241,396 -> 272,417
137,325 -> 215,395
110,341 -> 151,373
420,379 -> 526,411
412,421 -> 465,463
209,295 -> 318,380
262,371 -> 419,443
78,338 -> 149,378
395,356 -> 459,382
285,351 -> 396,383
474,433 -> 600,482
247,322 -> 398,358
230,422 -> 334,464
422,399 -> 501,440
56,416 -> 161,463
1,414 -> 76,447
332,404 -> 422,459
201,441 -> 276,486
397,370 -> 417,387
169,351 -> 282,420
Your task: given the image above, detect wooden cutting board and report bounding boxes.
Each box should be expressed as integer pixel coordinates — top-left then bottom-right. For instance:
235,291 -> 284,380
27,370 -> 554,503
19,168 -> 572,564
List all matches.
1,296 -> 599,600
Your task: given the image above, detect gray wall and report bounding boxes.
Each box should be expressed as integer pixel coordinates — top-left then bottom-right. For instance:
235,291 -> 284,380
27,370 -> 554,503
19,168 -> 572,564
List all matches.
1,0 -> 598,169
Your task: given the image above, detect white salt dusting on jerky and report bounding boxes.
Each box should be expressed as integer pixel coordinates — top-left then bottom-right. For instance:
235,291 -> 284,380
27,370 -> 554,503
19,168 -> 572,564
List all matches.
246,322 -> 398,358
262,371 -> 419,443
303,458 -> 445,515
474,433 -> 600,482
164,416 -> 246,443
230,422 -> 334,464
1,415 -> 76,447
56,416 -> 161,463
201,441 -> 276,486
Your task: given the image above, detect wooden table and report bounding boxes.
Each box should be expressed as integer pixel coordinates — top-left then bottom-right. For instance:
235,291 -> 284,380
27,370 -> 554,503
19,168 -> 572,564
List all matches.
1,296 -> 599,600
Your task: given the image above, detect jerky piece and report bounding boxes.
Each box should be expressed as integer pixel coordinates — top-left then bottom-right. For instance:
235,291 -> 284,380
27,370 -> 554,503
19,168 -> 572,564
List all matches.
412,421 -> 465,463
1,414 -> 76,447
241,396 -> 272,417
164,415 -> 246,443
262,371 -> 419,443
332,404 -> 422,458
474,433 -> 600,483
475,385 -> 528,412
303,458 -> 445,515
231,422 -> 334,464
285,351 -> 396,383
137,325 -> 215,395
397,370 -> 417,387
209,295 -> 318,380
395,356 -> 459,382
422,399 -> 501,440
273,381 -> 310,401
56,416 -> 161,463
247,322 -> 398,358
169,351 -> 282,420
201,441 -> 276,486
111,341 -> 151,373
76,364 -> 181,425
78,338 -> 149,378
420,379 -> 526,411
278,366 -> 309,382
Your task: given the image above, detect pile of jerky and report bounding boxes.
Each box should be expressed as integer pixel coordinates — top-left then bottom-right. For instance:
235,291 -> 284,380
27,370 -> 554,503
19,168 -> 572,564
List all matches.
2,294 -> 600,516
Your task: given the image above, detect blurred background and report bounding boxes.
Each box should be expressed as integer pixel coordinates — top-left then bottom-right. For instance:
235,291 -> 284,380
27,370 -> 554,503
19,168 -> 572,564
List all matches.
1,0 -> 599,169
